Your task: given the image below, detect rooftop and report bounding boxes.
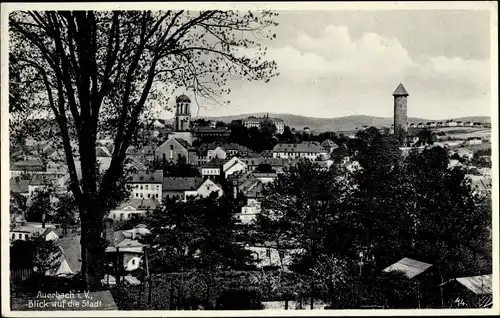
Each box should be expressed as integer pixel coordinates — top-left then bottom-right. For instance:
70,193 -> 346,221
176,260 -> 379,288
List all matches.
393,83 -> 409,96
162,177 -> 204,191
455,274 -> 492,295
116,198 -> 160,210
273,142 -> 327,154
128,170 -> 163,184
383,257 -> 432,279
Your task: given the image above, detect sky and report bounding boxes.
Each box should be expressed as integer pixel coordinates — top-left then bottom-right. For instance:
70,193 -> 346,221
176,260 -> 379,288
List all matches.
163,9 -> 492,120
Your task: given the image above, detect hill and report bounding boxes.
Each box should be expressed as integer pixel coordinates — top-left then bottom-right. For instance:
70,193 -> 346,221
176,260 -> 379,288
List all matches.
201,113 -> 491,133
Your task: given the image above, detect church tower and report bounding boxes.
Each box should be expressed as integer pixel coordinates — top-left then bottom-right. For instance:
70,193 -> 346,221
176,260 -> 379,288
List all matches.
393,83 -> 409,144
175,94 -> 191,132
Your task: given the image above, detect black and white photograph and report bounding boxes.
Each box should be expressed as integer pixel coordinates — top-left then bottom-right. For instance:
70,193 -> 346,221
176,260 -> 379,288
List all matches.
1,1 -> 498,315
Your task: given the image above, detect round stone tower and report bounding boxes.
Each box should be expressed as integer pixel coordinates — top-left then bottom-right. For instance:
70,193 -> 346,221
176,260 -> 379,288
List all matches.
175,94 -> 191,131
393,83 -> 409,144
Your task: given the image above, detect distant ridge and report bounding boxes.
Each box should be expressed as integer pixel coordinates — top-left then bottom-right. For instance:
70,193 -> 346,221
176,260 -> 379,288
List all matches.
201,113 -> 491,133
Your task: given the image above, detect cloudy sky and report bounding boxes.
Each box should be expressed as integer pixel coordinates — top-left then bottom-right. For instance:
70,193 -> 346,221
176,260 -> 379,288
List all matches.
167,9 -> 493,120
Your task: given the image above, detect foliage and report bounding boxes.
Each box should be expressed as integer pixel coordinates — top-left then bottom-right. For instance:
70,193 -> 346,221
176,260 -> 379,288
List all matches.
11,236 -> 62,276
160,154 -> 201,177
26,189 -> 55,223
254,163 -> 275,173
10,10 -> 279,288
10,191 -> 27,216
216,288 -> 264,309
53,193 -> 79,231
143,194 -> 253,273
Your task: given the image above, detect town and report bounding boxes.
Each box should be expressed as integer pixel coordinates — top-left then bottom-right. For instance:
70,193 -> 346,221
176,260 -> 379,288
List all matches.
9,84 -> 492,310
6,8 -> 494,313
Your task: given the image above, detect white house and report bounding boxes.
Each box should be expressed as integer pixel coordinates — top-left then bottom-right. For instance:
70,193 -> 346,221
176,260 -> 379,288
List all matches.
109,198 -> 160,221
273,142 -> 329,161
184,178 -> 223,201
210,146 -> 228,160
253,172 -> 277,184
201,159 -> 224,179
222,157 -> 248,178
127,170 -> 163,200
10,222 -> 59,242
465,137 -> 483,145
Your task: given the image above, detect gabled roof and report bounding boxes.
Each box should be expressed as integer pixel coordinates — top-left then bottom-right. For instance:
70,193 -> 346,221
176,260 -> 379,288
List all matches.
383,257 -> 432,279
58,235 -> 82,274
10,178 -> 30,193
455,275 -> 492,295
202,158 -> 226,168
174,138 -> 191,150
128,170 -> 163,184
393,83 -> 409,96
162,177 -> 204,191
321,139 -> 338,148
116,198 -> 159,210
273,142 -> 327,154
10,159 -> 44,171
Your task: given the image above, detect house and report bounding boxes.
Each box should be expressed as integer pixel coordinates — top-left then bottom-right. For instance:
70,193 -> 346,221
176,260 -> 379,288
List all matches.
235,181 -> 264,224
242,115 -> 285,134
383,258 -> 433,279
10,221 -> 59,242
273,142 -> 329,161
448,159 -> 462,169
464,121 -> 474,127
96,146 -> 113,172
244,241 -> 303,269
409,123 -> 417,128
193,126 -> 231,139
473,122 -> 483,128
162,177 -> 204,200
417,123 -> 425,128
321,139 -> 339,153
184,178 -> 223,201
195,143 -> 218,165
456,121 -> 464,127
240,157 -> 292,174
465,137 -> 482,145
478,167 -> 492,178
447,119 -> 458,127
253,172 -> 278,184
28,173 -> 67,197
440,274 -> 492,308
48,234 -> 82,277
223,156 -> 248,178
10,177 -> 31,197
261,150 -> 274,158
345,160 -> 361,173
210,146 -> 228,160
465,174 -> 492,197
201,159 -> 225,180
154,138 -> 197,165
104,222 -> 145,272
127,170 -> 163,200
108,198 -> 160,221
10,159 -> 45,177
303,126 -> 311,134
129,145 -> 156,166
426,122 -> 437,128
452,148 -> 474,160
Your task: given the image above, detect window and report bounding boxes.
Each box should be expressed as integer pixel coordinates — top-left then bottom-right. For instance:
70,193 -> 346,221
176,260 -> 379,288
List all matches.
140,185 -> 143,190
156,185 -> 160,189
120,213 -> 124,220
145,184 -> 149,190
135,193 -> 138,197
266,249 -> 271,257
131,259 -> 135,265
11,233 -> 14,240
140,193 -> 143,198
147,194 -> 151,198
128,214 -> 132,219
155,194 -> 158,198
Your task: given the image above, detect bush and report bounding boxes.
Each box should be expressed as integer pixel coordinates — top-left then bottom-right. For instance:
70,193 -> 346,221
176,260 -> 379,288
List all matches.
216,288 -> 264,310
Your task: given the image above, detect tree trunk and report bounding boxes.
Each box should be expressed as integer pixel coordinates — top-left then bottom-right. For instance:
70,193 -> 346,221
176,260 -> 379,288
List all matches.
80,209 -> 105,291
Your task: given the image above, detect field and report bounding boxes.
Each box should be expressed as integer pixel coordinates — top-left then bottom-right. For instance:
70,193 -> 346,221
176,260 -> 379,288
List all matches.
436,127 -> 491,141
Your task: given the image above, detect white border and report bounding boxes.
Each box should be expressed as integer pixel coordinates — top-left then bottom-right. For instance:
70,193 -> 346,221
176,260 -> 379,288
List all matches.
1,2 -> 498,317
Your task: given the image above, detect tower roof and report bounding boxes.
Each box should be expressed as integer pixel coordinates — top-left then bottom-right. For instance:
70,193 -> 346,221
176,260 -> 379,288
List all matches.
176,94 -> 191,103
393,83 -> 409,96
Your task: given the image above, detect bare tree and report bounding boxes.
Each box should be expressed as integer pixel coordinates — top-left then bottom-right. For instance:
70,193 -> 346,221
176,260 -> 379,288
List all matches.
9,10 -> 279,289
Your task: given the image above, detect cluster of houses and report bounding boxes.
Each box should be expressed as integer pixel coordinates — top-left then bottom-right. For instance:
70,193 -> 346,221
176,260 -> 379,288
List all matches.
408,120 -> 489,129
